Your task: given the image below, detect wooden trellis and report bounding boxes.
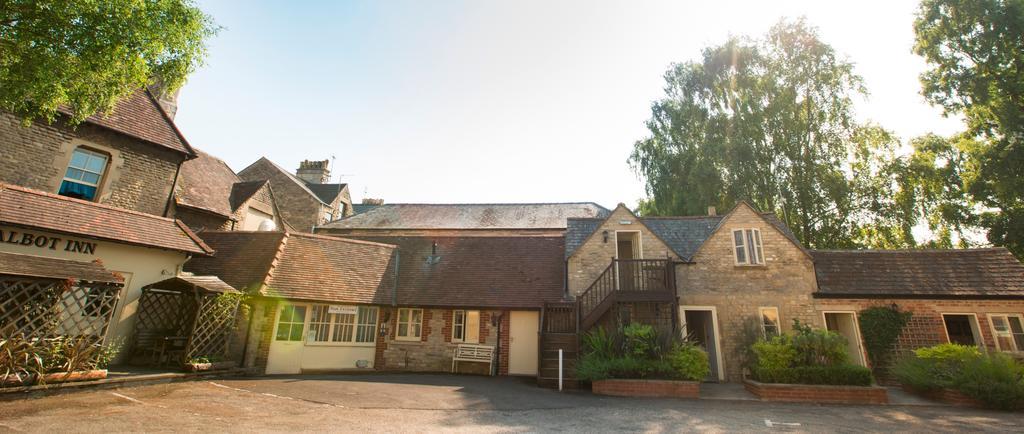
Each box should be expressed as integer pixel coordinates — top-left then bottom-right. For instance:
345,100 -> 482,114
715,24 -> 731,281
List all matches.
130,276 -> 241,367
0,275 -> 122,343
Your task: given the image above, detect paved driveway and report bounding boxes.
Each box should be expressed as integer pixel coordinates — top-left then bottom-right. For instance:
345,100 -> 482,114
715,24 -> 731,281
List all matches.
0,374 -> 1021,433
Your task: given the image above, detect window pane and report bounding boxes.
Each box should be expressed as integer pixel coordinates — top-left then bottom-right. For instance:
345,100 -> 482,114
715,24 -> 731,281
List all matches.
85,154 -> 107,173
399,309 -> 409,323
1010,317 -> 1024,350
70,151 -> 89,168
746,230 -> 758,264
290,323 -> 304,341
81,172 -> 101,184
413,323 -> 421,337
992,316 -> 1009,333
356,324 -> 375,343
292,306 -> 307,322
398,323 -> 408,337
276,324 -> 291,341
412,309 -> 422,322
753,230 -> 764,264
65,167 -> 86,181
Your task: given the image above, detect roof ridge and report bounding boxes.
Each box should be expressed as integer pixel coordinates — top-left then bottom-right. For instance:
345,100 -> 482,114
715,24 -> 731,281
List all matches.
640,215 -> 723,220
144,88 -> 196,157
260,232 -> 290,295
810,248 -> 1008,253
290,232 -> 397,249
253,158 -> 328,205
365,202 -> 607,206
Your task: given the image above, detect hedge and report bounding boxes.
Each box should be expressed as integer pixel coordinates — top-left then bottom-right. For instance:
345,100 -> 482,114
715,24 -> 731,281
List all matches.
753,364 -> 873,386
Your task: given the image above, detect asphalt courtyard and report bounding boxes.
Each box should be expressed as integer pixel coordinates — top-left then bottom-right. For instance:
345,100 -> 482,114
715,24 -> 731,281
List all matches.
0,374 -> 1022,433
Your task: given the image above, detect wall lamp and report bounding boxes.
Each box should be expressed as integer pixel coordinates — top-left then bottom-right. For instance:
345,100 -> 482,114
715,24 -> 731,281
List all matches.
602,230 -> 609,243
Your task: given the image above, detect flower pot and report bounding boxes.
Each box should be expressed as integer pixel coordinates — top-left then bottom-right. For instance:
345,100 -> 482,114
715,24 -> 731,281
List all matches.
185,360 -> 237,372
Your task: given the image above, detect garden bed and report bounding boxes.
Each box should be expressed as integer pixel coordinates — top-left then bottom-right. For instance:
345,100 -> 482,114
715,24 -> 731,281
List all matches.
40,369 -> 108,384
900,385 -> 986,408
744,379 -> 889,405
592,379 -> 700,399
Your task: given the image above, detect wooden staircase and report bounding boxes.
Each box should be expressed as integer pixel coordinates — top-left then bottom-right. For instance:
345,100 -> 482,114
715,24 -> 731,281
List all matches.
537,259 -> 676,389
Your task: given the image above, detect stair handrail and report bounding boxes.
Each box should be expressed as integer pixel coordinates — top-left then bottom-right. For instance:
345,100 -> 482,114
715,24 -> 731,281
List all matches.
575,258 -> 675,325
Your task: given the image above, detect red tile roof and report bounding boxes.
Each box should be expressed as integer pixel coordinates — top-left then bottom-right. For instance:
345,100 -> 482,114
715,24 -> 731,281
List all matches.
61,89 -> 194,156
0,252 -> 124,283
175,150 -> 242,217
811,248 -> 1024,298
0,184 -> 213,255
184,231 -> 397,304
347,236 -> 566,309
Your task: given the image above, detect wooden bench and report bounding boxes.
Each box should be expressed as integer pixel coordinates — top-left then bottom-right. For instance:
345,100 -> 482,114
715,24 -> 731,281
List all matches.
451,344 -> 496,375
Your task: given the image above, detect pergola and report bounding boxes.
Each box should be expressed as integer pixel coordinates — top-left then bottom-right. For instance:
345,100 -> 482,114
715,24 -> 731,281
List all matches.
0,252 -> 124,365
130,274 -> 241,367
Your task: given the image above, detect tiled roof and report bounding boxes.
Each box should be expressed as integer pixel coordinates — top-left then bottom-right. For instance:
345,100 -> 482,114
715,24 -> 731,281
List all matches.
0,252 -> 124,283
565,211 -> 803,260
175,150 -> 241,217
811,248 -> 1024,298
62,89 -> 193,156
0,184 -> 213,255
239,158 -> 329,206
352,204 -> 383,215
184,231 -> 397,305
229,180 -> 270,211
306,183 -> 347,205
145,274 -> 240,294
321,203 -> 610,230
347,236 -> 566,309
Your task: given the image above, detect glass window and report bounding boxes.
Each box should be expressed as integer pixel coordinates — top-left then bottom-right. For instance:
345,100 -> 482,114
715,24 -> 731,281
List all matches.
733,229 -> 764,265
991,314 -> 1024,352
59,148 -> 108,201
451,310 -> 480,343
306,305 -> 377,344
397,308 -> 423,340
453,310 -> 466,342
760,307 -> 780,338
275,305 -> 307,341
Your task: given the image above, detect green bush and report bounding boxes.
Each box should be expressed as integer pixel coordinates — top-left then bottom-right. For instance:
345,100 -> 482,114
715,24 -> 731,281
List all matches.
622,323 -> 657,359
894,344 -> 1024,410
858,306 -> 911,369
789,320 -> 848,367
754,365 -> 873,386
751,337 -> 796,371
666,344 -> 710,381
581,327 -> 618,360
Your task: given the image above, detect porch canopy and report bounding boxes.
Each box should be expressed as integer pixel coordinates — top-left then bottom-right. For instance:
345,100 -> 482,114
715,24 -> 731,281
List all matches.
0,252 -> 124,343
130,274 -> 241,367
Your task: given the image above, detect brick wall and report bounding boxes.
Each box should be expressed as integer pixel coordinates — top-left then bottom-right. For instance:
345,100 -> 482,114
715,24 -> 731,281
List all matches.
593,379 -> 700,398
744,379 -> 889,405
375,307 -> 505,375
677,204 -> 820,382
1,111 -> 183,216
251,299 -> 278,373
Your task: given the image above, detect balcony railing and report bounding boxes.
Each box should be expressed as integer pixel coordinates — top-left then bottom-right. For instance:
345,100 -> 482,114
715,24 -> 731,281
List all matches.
577,259 -> 675,325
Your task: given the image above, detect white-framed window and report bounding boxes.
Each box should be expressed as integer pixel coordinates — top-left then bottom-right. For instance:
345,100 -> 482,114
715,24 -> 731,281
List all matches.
760,307 -> 781,338
733,228 -> 764,265
452,310 -> 480,343
59,147 -> 109,201
397,308 -> 423,341
308,305 -> 378,345
274,305 -> 307,342
989,314 -> 1024,352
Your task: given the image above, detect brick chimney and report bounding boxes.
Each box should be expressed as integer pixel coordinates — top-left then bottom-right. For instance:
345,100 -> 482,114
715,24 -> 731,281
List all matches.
708,206 -> 717,216
296,159 -> 331,184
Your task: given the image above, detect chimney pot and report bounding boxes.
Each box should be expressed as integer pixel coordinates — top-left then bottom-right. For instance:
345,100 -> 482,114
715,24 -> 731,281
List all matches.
708,206 -> 717,216
296,159 -> 331,184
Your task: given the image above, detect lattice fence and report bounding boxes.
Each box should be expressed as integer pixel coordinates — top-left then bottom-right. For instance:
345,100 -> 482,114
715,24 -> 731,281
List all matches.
185,294 -> 242,362
0,275 -> 122,342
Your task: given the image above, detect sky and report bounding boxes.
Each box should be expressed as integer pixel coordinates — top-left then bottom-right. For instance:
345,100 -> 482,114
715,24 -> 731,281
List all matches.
174,0 -> 964,209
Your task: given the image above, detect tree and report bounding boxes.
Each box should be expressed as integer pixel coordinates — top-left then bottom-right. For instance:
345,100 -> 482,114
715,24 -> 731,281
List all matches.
914,0 -> 1024,258
630,19 -> 874,248
0,0 -> 218,124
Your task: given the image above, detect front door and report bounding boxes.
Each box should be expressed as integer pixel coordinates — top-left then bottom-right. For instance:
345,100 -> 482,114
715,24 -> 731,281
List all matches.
509,311 -> 539,375
680,307 -> 723,382
616,231 -> 640,290
266,303 -> 307,374
824,312 -> 867,367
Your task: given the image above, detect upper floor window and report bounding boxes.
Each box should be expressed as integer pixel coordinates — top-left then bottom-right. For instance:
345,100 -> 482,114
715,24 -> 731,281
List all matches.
59,148 -> 108,201
733,228 -> 764,265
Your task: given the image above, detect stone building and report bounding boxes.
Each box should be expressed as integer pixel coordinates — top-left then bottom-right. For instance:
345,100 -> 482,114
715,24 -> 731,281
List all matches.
238,158 -> 353,232
0,88 -> 195,216
170,150 -> 285,232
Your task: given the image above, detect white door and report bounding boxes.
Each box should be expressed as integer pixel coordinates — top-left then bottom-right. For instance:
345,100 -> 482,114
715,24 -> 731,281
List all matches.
509,311 -> 539,376
824,312 -> 867,367
266,303 -> 307,374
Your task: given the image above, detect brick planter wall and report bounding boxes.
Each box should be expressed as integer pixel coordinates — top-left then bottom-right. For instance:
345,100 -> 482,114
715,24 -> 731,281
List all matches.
744,379 -> 888,405
901,385 -> 985,408
592,379 -> 700,399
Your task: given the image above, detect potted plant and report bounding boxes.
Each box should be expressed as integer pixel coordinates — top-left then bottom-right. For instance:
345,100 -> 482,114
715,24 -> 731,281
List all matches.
577,324 -> 710,398
185,355 -> 237,372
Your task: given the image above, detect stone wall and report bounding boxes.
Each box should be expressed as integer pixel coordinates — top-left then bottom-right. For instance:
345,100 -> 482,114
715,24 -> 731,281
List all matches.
174,205 -> 232,232
238,159 -> 323,232
676,203 -> 820,382
567,205 -> 680,296
1,111 -> 183,216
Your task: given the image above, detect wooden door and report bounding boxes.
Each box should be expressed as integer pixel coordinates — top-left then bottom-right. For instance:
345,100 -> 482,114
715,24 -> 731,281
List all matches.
509,311 -> 539,375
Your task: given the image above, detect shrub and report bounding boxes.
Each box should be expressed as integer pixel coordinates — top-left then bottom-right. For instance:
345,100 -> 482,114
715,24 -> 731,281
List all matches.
895,343 -> 1024,410
751,337 -> 796,371
666,344 -> 710,381
789,320 -> 848,367
622,323 -> 657,359
955,352 -> 1024,410
754,365 -> 872,386
582,327 -> 618,360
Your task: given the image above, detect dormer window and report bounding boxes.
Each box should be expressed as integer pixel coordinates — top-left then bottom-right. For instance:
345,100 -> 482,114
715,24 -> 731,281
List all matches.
59,148 -> 108,201
733,228 -> 764,265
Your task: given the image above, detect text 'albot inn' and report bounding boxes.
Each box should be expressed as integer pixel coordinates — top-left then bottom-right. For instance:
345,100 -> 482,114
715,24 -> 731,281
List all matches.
2,87 -> 1024,387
